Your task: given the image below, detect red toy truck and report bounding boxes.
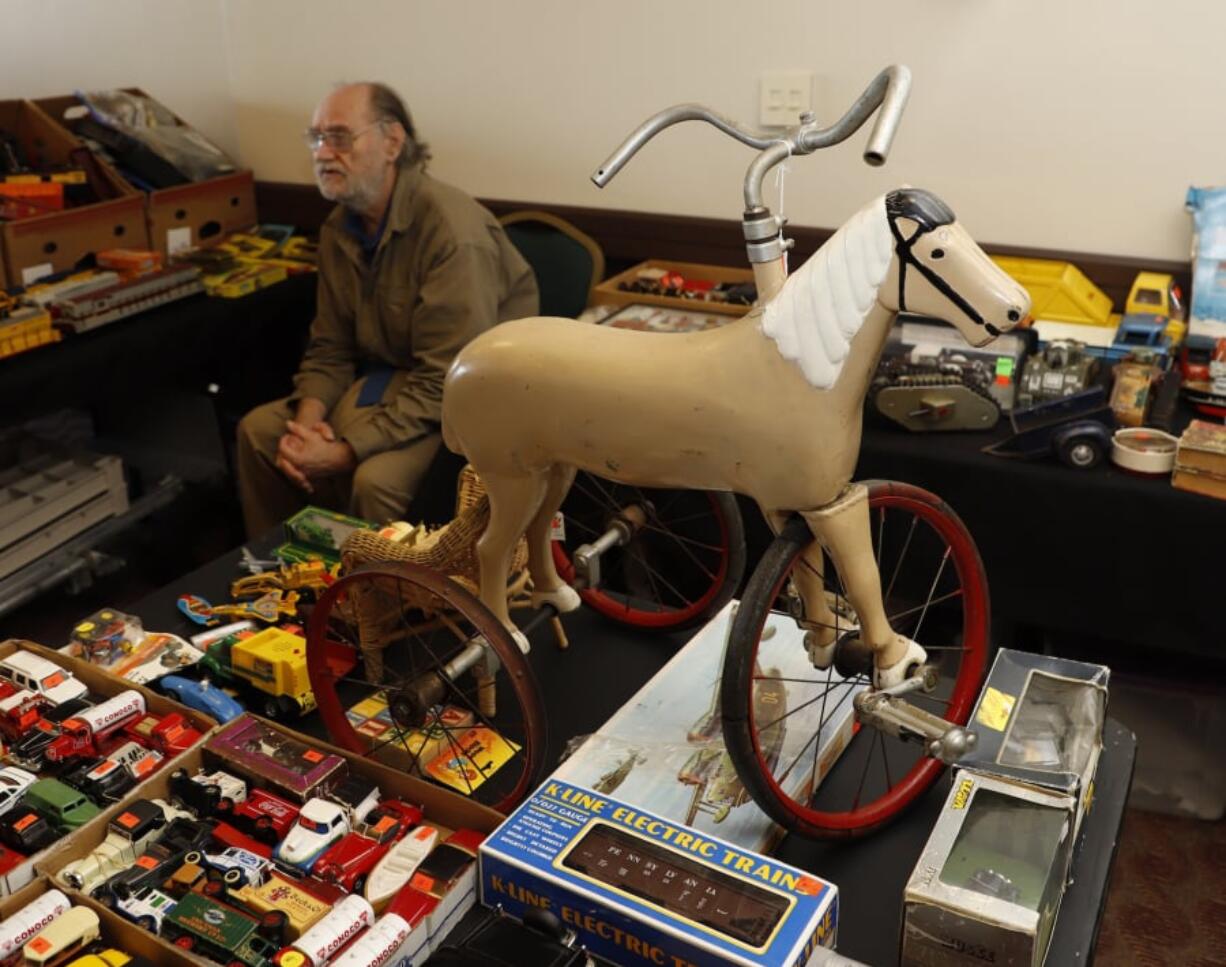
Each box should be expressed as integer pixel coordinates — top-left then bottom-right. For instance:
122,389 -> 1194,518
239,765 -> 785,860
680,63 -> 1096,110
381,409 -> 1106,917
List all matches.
44,691 -> 146,764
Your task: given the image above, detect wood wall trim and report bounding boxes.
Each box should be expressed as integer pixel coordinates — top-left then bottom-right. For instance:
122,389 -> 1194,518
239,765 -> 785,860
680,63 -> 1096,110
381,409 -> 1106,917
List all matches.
256,180 -> 1190,309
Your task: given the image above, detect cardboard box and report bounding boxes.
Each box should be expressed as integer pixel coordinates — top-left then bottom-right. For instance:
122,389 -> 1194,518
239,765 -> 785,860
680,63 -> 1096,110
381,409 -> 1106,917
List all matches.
37,712 -> 504,963
35,91 -> 256,258
957,649 -> 1107,836
144,170 -> 257,258
593,259 -> 756,317
481,778 -> 838,967
0,100 -> 147,286
901,771 -> 1078,967
0,638 -> 215,896
0,876 -> 193,967
552,602 -> 861,855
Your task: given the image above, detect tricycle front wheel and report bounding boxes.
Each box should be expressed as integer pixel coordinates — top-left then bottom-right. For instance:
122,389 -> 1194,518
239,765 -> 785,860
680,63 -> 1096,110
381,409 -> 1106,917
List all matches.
720,481 -> 989,838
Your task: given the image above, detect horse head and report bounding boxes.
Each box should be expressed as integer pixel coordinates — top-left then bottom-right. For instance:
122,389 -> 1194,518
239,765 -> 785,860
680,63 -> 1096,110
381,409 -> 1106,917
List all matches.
880,188 -> 1030,347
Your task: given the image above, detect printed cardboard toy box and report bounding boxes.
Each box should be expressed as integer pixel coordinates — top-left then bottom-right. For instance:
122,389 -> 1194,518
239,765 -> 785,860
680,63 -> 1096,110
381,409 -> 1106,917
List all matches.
901,770 -> 1078,967
482,779 -> 838,967
37,713 -> 504,966
957,649 -> 1107,836
0,638 -> 215,896
0,100 -> 147,285
35,90 -> 257,258
552,602 -> 862,854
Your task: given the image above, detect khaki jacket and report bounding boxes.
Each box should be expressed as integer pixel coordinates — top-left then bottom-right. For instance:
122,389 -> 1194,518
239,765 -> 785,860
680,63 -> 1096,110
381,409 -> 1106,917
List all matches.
293,164 -> 538,460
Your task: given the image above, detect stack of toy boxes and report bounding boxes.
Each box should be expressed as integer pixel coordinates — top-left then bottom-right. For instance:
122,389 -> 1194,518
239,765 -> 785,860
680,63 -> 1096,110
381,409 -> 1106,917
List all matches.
900,650 -> 1109,967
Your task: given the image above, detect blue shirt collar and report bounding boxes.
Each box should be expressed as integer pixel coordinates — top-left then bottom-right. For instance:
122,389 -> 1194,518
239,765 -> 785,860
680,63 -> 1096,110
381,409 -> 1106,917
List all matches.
342,203 -> 391,263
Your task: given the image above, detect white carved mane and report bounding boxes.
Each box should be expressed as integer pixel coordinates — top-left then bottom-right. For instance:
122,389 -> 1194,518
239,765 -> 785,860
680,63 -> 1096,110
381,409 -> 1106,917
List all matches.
761,194 -> 894,388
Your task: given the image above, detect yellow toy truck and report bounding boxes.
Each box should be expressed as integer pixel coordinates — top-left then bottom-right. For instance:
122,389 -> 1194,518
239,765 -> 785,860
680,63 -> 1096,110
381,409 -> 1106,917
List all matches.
203,627 -> 316,721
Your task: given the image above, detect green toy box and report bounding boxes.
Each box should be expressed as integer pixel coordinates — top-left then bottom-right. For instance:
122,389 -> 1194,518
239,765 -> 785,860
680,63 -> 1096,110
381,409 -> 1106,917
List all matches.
278,506 -> 377,564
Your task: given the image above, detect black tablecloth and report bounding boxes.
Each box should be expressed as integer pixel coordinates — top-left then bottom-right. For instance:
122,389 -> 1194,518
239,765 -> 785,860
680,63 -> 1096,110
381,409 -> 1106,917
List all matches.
852,410 -> 1221,661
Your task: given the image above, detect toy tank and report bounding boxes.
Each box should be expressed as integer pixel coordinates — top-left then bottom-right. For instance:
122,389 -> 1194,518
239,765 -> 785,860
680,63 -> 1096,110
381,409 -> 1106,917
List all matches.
1016,340 -> 1100,407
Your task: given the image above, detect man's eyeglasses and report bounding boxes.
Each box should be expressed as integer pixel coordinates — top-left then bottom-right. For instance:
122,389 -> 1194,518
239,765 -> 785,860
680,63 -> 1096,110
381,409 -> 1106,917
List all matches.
302,120 -> 384,152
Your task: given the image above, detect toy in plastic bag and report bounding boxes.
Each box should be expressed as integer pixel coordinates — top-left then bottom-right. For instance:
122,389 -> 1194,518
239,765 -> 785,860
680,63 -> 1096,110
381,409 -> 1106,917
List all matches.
77,89 -> 237,183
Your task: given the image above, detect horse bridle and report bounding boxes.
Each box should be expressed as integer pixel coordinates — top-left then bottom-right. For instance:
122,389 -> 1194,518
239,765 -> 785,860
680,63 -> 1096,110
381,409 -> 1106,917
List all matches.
888,216 -> 1003,338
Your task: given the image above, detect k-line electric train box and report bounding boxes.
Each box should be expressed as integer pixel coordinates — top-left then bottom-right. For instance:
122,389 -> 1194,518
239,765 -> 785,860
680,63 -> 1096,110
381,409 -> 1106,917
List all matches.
552,602 -> 861,854
480,779 -> 838,967
957,649 -> 1108,836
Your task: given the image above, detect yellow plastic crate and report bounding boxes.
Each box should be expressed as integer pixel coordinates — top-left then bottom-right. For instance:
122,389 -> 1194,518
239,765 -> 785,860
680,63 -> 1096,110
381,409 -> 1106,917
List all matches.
991,255 -> 1115,327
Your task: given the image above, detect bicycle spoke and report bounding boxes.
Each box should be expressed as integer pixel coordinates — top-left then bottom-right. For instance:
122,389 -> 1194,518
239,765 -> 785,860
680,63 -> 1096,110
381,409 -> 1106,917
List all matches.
883,515 -> 918,602
774,680 -> 859,785
911,547 -> 951,643
851,729 -> 880,811
755,680 -> 851,734
884,589 -> 964,627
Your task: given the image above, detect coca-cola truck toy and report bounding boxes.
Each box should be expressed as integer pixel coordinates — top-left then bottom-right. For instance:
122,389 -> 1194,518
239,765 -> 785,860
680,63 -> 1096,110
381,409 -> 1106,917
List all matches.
217,788 -> 300,846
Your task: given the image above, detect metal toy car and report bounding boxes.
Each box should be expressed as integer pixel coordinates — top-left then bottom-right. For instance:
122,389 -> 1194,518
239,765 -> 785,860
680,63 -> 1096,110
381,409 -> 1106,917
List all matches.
312,803 -> 421,893
23,777 -> 102,833
168,767 -> 248,817
274,797 -> 350,869
218,788 -> 299,846
0,766 -> 36,818
0,653 -> 88,706
115,885 -> 177,934
0,806 -> 55,853
8,697 -> 94,767
59,799 -> 175,892
158,676 -> 245,724
984,387 -> 1114,470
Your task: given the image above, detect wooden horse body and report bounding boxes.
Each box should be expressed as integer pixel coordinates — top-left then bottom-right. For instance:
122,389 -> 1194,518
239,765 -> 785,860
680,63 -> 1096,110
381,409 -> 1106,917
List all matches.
442,188 -> 1030,681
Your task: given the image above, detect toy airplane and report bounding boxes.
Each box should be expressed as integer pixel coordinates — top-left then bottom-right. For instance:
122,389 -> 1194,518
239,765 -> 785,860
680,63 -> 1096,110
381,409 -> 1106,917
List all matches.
177,591 -> 300,626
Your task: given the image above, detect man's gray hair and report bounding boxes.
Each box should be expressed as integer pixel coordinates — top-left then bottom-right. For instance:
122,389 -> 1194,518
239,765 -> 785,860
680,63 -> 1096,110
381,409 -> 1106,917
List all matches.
343,81 -> 431,169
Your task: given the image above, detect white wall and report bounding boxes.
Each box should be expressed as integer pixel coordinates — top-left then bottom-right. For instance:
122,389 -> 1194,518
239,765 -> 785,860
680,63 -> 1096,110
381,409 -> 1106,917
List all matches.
221,0 -> 1224,262
4,1 -> 1221,262
0,0 -> 238,159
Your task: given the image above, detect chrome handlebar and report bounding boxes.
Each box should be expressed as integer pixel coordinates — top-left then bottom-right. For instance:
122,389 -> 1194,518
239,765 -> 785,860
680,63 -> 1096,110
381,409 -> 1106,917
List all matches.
591,65 -> 911,213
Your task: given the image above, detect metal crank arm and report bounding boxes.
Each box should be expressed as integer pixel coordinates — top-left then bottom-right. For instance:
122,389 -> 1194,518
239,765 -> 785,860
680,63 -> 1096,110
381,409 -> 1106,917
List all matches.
401,634 -> 503,713
854,683 -> 977,764
570,504 -> 647,589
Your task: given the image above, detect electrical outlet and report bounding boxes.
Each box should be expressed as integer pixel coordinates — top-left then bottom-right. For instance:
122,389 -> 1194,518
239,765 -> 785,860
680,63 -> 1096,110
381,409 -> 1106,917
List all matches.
759,70 -> 813,127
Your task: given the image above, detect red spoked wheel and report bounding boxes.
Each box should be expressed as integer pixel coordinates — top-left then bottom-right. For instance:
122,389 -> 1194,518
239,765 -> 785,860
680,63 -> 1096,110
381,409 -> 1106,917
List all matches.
551,473 -> 746,632
721,481 -> 989,838
306,562 -> 547,814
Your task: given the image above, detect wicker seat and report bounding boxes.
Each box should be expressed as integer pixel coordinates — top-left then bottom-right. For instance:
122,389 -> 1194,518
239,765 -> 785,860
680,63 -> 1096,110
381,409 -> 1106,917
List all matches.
337,465 -> 531,681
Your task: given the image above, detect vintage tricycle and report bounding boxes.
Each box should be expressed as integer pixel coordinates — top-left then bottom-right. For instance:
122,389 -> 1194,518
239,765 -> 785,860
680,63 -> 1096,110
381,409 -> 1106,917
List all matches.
305,66 -> 1032,838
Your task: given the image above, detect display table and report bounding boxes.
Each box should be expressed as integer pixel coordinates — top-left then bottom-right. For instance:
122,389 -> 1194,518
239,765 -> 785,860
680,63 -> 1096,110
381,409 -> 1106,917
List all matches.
129,538 -> 1133,967
0,273 -> 315,425
853,413 -> 1219,660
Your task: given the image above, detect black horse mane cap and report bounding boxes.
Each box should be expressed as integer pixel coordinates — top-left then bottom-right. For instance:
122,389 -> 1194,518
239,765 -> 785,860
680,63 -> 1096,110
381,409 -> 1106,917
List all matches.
886,189 -> 955,230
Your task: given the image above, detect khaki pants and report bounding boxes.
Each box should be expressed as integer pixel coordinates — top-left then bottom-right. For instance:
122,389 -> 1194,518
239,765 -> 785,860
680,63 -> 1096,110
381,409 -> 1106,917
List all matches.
236,375 -> 442,539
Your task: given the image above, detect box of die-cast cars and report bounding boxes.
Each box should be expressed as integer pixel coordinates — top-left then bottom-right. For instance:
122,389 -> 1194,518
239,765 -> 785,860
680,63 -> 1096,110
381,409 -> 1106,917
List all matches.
0,638 -> 214,896
37,713 -> 503,967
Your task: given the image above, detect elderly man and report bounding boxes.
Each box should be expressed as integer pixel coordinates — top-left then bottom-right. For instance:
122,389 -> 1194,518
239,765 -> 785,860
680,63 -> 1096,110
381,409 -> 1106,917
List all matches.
236,82 -> 538,537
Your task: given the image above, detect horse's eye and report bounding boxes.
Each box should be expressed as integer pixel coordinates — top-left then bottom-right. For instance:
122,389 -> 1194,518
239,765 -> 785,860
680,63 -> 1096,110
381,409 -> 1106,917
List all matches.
931,248 -> 945,259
